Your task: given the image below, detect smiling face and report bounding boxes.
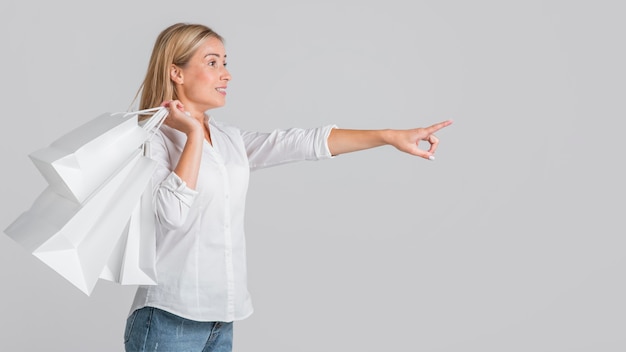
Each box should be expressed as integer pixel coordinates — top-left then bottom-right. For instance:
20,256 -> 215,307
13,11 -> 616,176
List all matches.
171,36 -> 231,113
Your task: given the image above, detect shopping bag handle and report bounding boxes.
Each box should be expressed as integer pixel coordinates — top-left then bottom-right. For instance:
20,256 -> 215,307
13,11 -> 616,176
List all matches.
136,107 -> 168,142
114,107 -> 169,144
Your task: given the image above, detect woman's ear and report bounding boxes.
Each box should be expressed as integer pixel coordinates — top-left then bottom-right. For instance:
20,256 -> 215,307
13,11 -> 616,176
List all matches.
170,64 -> 183,84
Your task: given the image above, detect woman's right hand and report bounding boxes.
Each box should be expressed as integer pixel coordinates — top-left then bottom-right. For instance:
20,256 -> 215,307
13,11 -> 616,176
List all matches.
161,100 -> 204,137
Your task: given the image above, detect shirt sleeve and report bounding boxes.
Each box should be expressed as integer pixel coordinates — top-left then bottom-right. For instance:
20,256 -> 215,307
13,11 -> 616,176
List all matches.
146,133 -> 198,230
241,124 -> 337,171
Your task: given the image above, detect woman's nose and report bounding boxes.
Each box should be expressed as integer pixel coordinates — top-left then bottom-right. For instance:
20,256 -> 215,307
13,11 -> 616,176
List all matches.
222,68 -> 232,81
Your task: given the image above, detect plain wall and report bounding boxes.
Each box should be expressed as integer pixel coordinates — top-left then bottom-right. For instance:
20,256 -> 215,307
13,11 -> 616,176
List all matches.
0,0 -> 624,351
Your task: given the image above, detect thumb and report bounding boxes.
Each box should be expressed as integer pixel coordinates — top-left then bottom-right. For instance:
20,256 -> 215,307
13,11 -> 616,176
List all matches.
405,144 -> 434,160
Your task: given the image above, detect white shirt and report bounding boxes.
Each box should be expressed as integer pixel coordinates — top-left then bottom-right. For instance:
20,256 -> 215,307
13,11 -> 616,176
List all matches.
130,115 -> 336,322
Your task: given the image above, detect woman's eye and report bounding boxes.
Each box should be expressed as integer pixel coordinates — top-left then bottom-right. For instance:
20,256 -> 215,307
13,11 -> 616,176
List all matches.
207,60 -> 226,68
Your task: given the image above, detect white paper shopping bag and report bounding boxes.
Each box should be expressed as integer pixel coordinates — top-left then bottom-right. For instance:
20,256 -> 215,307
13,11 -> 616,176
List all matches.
121,191 -> 158,285
100,152 -> 157,285
5,150 -> 158,295
28,108 -> 168,204
4,107 -> 167,295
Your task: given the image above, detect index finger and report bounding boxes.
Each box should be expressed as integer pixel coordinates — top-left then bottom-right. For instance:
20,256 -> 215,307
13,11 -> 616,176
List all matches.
425,119 -> 453,135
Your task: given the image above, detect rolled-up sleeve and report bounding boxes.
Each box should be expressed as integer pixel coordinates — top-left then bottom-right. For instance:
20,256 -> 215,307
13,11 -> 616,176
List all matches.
147,133 -> 198,230
241,125 -> 337,171
154,172 -> 198,229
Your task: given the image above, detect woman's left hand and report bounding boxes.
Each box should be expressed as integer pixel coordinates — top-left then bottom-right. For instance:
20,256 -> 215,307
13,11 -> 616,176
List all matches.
388,120 -> 453,160
327,119 -> 453,158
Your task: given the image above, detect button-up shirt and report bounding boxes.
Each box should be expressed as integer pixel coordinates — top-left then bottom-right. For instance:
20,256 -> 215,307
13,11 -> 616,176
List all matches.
130,115 -> 336,322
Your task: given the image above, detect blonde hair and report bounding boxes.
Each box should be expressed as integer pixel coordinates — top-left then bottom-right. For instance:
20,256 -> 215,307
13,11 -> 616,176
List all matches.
135,23 -> 224,120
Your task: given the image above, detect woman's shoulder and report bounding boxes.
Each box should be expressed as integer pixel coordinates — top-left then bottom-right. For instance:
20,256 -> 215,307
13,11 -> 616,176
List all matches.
151,124 -> 186,147
208,117 -> 242,136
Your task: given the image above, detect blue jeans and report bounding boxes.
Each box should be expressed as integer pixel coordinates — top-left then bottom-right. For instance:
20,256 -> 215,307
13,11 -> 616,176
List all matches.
124,307 -> 233,352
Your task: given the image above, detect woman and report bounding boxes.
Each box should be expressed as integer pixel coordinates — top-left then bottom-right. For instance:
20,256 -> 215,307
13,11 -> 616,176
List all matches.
124,23 -> 452,352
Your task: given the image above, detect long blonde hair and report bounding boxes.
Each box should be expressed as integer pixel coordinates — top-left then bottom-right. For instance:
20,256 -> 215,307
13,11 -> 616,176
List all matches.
135,23 -> 224,120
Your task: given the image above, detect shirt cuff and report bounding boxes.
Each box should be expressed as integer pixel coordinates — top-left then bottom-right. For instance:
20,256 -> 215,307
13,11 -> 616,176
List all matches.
317,125 -> 338,160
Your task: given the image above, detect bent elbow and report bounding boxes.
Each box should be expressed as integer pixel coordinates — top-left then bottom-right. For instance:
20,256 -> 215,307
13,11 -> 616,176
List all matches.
153,173 -> 198,230
155,201 -> 190,229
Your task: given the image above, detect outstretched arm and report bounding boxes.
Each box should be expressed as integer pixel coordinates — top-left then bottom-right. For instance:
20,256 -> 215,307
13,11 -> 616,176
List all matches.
327,120 -> 453,160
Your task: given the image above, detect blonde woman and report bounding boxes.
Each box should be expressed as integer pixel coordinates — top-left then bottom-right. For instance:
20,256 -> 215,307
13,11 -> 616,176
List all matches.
124,22 -> 452,352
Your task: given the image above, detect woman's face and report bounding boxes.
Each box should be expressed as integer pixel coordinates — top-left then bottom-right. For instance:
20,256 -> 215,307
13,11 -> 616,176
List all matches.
175,36 -> 230,112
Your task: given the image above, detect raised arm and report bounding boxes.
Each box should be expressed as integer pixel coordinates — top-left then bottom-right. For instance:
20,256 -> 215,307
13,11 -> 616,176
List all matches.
327,120 -> 453,159
160,100 -> 205,189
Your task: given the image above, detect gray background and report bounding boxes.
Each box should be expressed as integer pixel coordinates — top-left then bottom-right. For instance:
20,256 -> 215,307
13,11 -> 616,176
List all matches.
1,0 -> 624,351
